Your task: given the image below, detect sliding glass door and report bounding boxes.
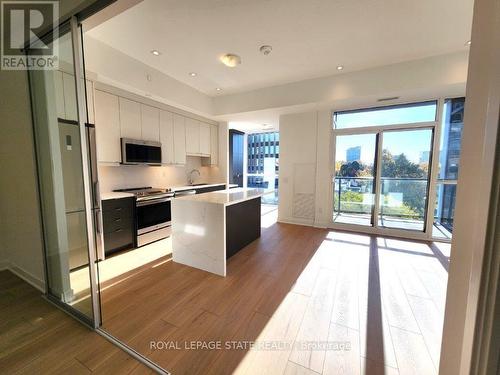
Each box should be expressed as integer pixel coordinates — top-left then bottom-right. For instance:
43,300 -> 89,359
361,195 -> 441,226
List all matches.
378,128 -> 433,231
332,101 -> 438,238
28,18 -> 101,326
334,133 -> 377,226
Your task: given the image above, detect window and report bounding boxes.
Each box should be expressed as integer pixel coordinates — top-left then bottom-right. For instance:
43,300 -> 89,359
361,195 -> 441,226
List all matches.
334,101 -> 437,129
433,97 -> 465,240
247,131 -> 280,204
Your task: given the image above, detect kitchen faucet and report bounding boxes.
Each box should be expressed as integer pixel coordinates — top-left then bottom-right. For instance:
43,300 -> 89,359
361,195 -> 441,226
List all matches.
187,169 -> 201,185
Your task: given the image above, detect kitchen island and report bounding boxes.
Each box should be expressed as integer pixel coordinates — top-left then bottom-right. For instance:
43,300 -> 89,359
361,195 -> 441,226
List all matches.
171,188 -> 264,276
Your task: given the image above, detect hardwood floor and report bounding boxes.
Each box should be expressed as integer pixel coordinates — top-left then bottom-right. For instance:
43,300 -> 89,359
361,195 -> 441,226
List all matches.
100,217 -> 449,375
0,270 -> 152,374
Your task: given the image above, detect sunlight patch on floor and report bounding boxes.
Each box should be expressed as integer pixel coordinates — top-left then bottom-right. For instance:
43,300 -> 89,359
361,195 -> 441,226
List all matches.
70,238 -> 171,296
233,231 -> 447,375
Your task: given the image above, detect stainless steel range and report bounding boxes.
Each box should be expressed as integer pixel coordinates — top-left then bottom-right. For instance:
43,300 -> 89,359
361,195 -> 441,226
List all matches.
114,187 -> 174,247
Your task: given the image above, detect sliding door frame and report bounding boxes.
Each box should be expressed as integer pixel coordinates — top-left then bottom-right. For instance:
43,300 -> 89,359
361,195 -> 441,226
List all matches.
329,98 -> 447,242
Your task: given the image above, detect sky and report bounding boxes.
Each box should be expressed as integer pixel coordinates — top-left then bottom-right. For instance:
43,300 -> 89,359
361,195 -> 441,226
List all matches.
334,103 -> 436,164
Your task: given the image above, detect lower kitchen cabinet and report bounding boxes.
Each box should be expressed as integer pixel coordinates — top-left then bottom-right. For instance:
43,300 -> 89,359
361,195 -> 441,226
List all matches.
102,197 -> 136,255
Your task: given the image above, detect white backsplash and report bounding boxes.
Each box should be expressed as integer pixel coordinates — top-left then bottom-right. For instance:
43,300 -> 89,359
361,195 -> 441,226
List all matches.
98,156 -> 223,192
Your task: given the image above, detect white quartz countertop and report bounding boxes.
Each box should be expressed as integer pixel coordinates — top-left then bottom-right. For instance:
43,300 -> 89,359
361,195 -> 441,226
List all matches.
171,182 -> 229,192
101,192 -> 135,200
173,188 -> 265,206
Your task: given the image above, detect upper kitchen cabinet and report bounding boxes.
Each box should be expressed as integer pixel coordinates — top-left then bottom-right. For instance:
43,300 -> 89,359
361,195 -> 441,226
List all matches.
119,97 -> 141,139
94,90 -> 121,163
202,124 -> 219,166
185,118 -> 200,155
199,122 -> 211,156
173,114 -> 187,164
62,72 -> 78,121
210,124 -> 218,165
159,110 -> 174,164
141,105 -> 160,142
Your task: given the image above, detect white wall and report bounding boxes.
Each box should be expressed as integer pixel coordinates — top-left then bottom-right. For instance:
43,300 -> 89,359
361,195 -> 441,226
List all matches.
0,68 -> 46,290
278,112 -> 318,225
218,122 -> 229,184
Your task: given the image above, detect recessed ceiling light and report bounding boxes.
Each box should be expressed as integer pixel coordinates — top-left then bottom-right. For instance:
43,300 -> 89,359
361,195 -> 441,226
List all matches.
336,65 -> 344,70
465,40 -> 471,46
259,45 -> 272,55
215,87 -> 222,92
189,72 -> 197,77
220,53 -> 241,67
151,49 -> 160,56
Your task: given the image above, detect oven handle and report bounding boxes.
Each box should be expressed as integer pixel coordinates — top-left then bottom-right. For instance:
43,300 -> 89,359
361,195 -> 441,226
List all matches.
136,197 -> 172,207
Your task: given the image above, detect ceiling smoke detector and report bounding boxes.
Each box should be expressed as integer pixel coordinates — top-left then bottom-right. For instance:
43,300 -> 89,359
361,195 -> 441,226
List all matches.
220,54 -> 241,67
259,45 -> 272,56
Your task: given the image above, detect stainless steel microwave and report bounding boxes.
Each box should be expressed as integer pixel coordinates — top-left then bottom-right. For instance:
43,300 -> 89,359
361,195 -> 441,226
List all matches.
121,138 -> 162,165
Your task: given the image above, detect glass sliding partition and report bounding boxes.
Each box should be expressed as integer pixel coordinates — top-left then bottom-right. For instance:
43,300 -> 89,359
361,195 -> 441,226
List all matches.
378,129 -> 433,231
28,20 -> 100,325
333,134 -> 377,226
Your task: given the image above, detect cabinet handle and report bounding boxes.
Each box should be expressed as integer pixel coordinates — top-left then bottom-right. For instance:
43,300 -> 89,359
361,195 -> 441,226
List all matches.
114,228 -> 123,232
114,218 -> 121,222
115,207 -> 122,211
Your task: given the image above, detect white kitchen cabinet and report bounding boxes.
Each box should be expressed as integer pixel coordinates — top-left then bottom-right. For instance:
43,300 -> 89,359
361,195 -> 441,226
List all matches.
159,110 -> 174,164
85,79 -> 95,124
199,122 -> 211,156
173,114 -> 186,164
54,70 -> 65,119
210,124 -> 218,165
141,104 -> 160,142
202,124 -> 219,166
62,72 -> 78,121
119,97 -> 141,139
185,118 -> 200,155
94,90 -> 121,163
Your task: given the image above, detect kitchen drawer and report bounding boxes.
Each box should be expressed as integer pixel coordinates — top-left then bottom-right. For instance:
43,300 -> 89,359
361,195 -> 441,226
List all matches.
103,214 -> 133,234
104,229 -> 134,255
102,196 -> 135,213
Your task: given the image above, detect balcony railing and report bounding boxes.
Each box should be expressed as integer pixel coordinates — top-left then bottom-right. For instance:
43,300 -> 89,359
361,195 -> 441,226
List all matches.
334,176 -> 428,220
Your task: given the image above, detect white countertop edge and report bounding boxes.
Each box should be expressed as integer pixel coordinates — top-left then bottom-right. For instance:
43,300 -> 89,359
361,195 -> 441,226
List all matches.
100,192 -> 135,200
223,193 -> 263,207
171,182 -> 228,192
173,188 -> 265,206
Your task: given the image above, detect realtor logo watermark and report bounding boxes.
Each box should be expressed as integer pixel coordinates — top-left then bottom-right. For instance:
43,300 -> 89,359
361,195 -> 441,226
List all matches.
1,1 -> 58,70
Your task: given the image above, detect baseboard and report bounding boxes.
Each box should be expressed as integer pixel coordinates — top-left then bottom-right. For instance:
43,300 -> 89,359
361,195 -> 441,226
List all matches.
277,216 -> 315,227
6,262 -> 45,292
313,220 -> 330,228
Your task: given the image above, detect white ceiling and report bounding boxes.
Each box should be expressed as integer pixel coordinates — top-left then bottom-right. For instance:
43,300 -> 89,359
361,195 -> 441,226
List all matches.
86,0 -> 473,97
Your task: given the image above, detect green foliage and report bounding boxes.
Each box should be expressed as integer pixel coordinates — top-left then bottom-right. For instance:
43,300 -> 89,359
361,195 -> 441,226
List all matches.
336,149 -> 428,218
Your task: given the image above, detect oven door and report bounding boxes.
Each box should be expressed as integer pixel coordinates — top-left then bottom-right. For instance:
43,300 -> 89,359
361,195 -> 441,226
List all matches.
136,197 -> 172,235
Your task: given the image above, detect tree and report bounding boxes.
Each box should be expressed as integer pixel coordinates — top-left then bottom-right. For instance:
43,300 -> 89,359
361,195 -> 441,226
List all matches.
380,149 -> 427,216
338,161 -> 364,177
